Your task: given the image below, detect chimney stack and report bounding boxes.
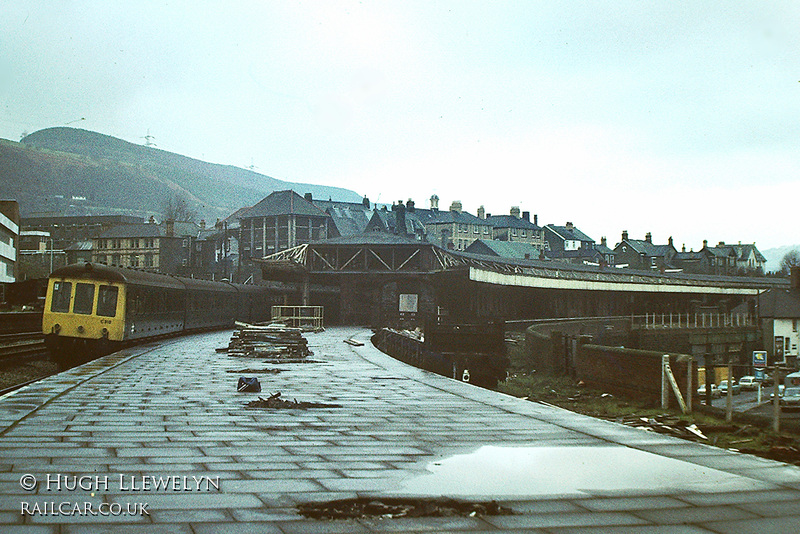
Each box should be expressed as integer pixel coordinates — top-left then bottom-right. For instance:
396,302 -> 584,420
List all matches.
200,219 -> 206,229
668,236 -> 673,247
449,200 -> 462,213
510,206 -> 521,219
430,194 -> 439,211
304,192 -> 313,202
477,205 -> 485,219
645,232 -> 652,243
407,199 -> 415,212
522,211 -> 530,222
165,219 -> 175,237
362,195 -> 370,208
392,201 -> 407,236
601,236 -> 607,247
622,230 -> 628,242
566,222 -> 574,232
533,214 -> 538,226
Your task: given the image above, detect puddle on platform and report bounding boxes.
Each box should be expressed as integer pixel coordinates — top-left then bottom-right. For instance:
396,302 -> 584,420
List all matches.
396,445 -> 765,497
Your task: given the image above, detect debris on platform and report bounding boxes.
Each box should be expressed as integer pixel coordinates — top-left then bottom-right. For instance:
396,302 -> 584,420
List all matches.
614,414 -> 712,441
237,376 -> 261,392
221,322 -> 311,360
297,497 -> 513,520
246,392 -> 340,410
343,338 -> 363,346
226,368 -> 281,374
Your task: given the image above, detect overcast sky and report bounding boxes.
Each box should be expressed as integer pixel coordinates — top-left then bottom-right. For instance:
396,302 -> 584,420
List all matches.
1,1 -> 798,251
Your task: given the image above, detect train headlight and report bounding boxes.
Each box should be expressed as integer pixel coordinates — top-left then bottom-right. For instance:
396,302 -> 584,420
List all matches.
101,328 -> 109,339
53,324 -> 61,334
77,325 -> 85,333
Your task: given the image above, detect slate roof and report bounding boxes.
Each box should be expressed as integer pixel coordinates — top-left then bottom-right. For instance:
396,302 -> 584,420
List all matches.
622,239 -> 674,258
709,243 -> 766,263
758,288 -> 800,318
99,224 -> 164,238
413,208 -> 487,226
465,240 -> 542,260
324,205 -> 372,237
545,224 -> 594,243
64,240 -> 92,251
367,209 -> 427,237
239,190 -> 328,219
545,248 -> 603,261
485,215 -> 540,230
98,222 -> 200,239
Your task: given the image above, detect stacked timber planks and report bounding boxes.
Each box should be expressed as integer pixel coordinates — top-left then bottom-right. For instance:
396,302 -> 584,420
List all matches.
223,321 -> 311,360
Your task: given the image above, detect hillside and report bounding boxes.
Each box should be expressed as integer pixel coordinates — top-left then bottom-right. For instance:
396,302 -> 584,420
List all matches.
762,244 -> 800,274
0,127 -> 360,222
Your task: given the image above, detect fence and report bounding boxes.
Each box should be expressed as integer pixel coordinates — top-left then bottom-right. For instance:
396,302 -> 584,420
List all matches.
632,312 -> 755,330
271,306 -> 324,330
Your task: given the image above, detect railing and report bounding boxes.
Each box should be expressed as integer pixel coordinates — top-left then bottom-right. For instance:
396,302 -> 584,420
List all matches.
270,306 -> 324,331
632,312 -> 756,330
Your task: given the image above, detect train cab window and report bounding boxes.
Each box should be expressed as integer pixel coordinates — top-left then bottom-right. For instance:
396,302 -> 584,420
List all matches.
97,285 -> 118,317
73,283 -> 96,315
51,281 -> 72,313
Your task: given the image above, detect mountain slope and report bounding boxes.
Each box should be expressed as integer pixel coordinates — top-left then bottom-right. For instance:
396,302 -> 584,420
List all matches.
1,127 -> 360,221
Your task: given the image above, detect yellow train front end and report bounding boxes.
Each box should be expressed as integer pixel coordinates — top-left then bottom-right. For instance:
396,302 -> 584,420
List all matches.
43,265 -> 127,367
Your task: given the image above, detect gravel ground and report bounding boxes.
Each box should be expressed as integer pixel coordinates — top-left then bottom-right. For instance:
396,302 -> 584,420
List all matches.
0,358 -> 58,392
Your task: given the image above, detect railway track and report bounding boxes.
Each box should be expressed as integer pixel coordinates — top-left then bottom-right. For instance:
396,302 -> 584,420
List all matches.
0,331 -> 49,364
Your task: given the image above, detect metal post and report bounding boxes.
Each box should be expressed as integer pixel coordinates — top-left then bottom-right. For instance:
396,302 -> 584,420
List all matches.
661,355 -> 669,410
725,358 -> 733,423
686,358 -> 693,413
773,368 -> 782,433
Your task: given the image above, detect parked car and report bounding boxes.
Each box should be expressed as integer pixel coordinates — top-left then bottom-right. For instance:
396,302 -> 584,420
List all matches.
738,376 -> 759,390
780,387 -> 800,410
718,380 -> 741,395
770,385 -> 786,400
697,384 -> 721,398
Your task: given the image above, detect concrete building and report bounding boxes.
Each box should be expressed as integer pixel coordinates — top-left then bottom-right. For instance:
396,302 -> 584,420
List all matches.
0,201 -> 19,283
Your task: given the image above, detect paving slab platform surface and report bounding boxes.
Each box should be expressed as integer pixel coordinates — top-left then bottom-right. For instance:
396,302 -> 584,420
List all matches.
0,327 -> 799,533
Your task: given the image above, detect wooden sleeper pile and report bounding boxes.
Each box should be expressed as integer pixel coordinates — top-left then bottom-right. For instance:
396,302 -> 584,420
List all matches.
224,321 -> 311,360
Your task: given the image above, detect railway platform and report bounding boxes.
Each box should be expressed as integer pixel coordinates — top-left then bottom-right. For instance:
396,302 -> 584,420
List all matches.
0,327 -> 799,533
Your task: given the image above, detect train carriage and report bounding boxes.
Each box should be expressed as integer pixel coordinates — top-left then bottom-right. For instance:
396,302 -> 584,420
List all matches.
43,263 -> 273,367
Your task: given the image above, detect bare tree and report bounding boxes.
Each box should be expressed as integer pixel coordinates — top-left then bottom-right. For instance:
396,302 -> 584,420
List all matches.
780,249 -> 800,275
162,194 -> 197,222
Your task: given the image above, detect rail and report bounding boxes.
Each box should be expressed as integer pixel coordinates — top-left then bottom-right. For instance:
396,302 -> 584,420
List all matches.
0,332 -> 48,363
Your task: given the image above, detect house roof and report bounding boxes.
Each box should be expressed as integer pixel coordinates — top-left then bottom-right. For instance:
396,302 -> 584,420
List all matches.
620,239 -> 675,258
758,288 -> 800,318
325,205 -> 372,237
465,239 -> 542,259
64,240 -> 93,251
545,248 -> 602,261
99,224 -> 163,238
413,208 -> 488,226
708,243 -> 766,263
98,222 -> 200,239
545,224 -> 594,243
485,215 -> 540,230
239,190 -> 329,219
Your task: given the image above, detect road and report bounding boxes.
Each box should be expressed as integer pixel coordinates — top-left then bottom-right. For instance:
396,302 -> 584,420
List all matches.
706,387 -> 800,421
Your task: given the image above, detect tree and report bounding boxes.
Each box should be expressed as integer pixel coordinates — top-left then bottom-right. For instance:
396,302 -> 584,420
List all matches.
780,249 -> 800,275
162,194 -> 196,223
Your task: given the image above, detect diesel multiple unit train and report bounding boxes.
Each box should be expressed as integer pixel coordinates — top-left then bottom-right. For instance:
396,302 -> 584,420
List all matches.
42,263 -> 274,367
